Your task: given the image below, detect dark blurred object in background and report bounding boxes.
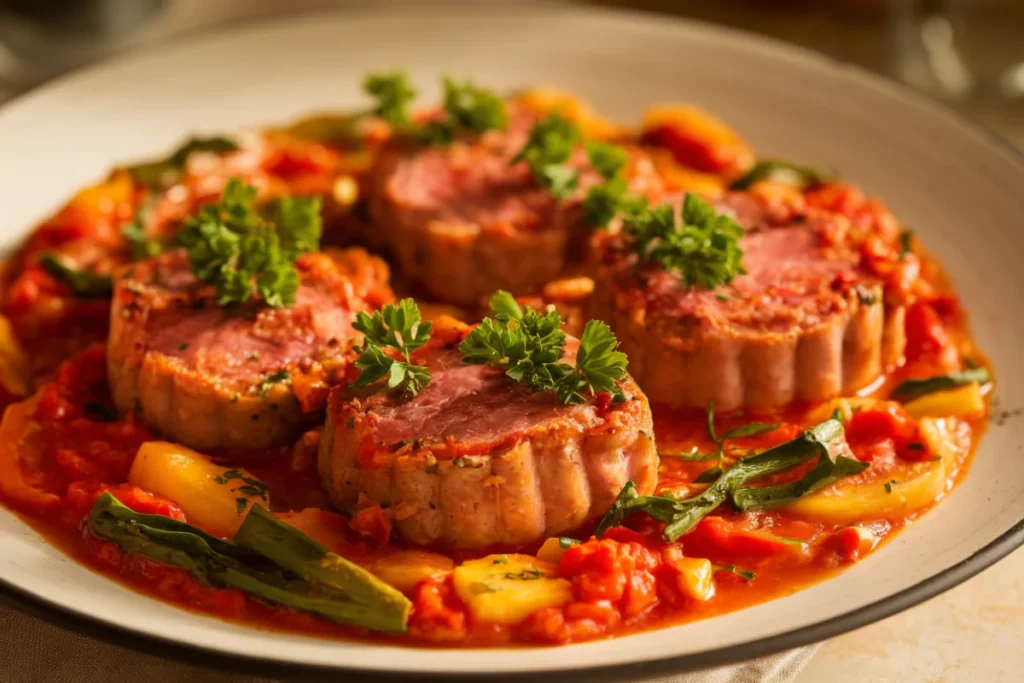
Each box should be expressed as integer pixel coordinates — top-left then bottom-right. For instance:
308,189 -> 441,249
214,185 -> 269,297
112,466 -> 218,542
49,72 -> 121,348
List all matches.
0,0 -> 1021,137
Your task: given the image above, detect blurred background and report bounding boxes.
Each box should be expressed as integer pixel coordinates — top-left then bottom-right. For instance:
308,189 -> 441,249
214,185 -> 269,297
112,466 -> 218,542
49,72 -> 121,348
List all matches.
0,0 -> 1021,145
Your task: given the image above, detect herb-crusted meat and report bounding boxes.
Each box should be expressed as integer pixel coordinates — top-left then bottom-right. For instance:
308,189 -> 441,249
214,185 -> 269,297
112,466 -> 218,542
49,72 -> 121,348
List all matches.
589,198 -> 906,410
368,109 -> 661,305
108,249 -> 392,451
318,319 -> 658,548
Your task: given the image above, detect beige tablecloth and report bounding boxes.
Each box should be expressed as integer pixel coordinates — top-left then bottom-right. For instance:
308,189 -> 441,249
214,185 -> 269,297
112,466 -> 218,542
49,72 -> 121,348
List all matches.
0,603 -> 817,683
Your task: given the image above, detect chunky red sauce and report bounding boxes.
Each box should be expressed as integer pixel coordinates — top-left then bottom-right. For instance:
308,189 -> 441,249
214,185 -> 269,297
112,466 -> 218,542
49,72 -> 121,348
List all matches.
0,95 -> 991,648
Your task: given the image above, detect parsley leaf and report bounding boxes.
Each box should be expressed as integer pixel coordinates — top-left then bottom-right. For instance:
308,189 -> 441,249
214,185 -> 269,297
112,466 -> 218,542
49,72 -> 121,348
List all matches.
440,76 -> 507,134
39,253 -> 112,298
555,319 -> 628,405
626,193 -> 746,290
175,180 -> 320,307
352,299 -> 433,396
418,76 -> 508,144
460,291 -> 627,405
364,70 -> 417,129
585,141 -> 628,180
512,113 -> 581,200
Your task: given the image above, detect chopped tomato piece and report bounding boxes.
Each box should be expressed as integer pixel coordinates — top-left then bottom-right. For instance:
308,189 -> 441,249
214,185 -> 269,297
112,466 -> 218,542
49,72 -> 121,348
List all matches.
905,301 -> 960,371
349,503 -> 393,545
684,516 -> 806,560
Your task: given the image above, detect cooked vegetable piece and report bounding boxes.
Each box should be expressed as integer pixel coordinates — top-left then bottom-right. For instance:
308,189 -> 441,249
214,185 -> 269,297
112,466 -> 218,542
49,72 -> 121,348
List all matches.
890,368 -> 990,403
125,136 -> 239,189
127,442 -> 269,537
731,443 -> 867,511
596,417 -> 856,541
785,417 -> 958,524
39,254 -> 112,298
89,493 -> 409,631
729,159 -> 835,190
902,383 -> 985,419
452,554 -> 571,624
368,550 -> 454,593
234,505 -> 410,623
671,557 -> 715,601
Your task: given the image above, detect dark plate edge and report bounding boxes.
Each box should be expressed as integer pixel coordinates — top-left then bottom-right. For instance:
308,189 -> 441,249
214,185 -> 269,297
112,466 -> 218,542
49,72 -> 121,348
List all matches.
0,4 -> 1023,681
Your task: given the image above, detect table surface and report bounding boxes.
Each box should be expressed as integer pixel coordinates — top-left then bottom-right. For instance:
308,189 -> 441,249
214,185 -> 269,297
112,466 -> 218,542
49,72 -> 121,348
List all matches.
0,3 -> 1022,682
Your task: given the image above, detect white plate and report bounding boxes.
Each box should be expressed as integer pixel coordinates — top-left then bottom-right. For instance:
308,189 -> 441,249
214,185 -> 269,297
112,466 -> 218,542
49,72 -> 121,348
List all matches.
1,6 -> 1022,680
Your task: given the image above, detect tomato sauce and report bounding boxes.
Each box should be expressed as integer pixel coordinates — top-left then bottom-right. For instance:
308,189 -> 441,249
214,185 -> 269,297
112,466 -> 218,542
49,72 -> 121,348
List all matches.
0,102 -> 992,648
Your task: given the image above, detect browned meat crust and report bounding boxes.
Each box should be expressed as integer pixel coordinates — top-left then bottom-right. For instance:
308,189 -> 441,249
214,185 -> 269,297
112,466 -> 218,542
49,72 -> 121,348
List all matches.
317,320 -> 658,548
368,109 -> 662,306
108,249 -> 391,451
588,204 -> 906,410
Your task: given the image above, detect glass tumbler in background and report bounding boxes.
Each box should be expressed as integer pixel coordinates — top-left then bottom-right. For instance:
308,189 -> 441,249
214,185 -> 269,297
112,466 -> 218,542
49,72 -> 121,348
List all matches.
888,0 -> 1024,101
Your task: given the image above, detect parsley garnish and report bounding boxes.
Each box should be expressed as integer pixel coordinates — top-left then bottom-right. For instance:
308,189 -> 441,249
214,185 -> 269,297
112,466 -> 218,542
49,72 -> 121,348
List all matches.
585,141 -> 628,180
39,253 -> 112,298
459,291 -> 628,405
174,179 -> 321,307
558,537 -> 580,549
420,76 -> 508,144
626,193 -> 747,290
884,480 -> 897,494
512,113 -> 582,199
351,299 -> 433,396
363,70 -> 417,129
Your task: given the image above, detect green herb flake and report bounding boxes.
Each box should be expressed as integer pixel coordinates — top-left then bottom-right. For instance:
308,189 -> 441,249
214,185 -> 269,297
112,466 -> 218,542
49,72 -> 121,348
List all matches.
717,564 -> 756,581
884,480 -> 897,494
558,537 -> 580,549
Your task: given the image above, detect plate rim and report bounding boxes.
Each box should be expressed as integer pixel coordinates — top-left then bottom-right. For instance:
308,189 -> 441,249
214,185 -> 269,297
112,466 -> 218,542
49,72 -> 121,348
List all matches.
1,4 -> 1023,680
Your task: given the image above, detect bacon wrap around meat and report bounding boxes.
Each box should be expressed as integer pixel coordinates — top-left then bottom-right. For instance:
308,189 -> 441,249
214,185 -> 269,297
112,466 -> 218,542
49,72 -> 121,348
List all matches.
588,194 -> 907,411
108,248 -> 392,451
318,319 -> 658,549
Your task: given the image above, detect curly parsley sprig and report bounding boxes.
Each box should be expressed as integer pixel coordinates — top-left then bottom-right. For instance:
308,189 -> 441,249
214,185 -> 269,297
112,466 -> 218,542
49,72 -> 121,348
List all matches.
362,71 -> 507,144
351,299 -> 433,396
459,291 -> 628,405
626,193 -> 746,290
174,179 -> 322,307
